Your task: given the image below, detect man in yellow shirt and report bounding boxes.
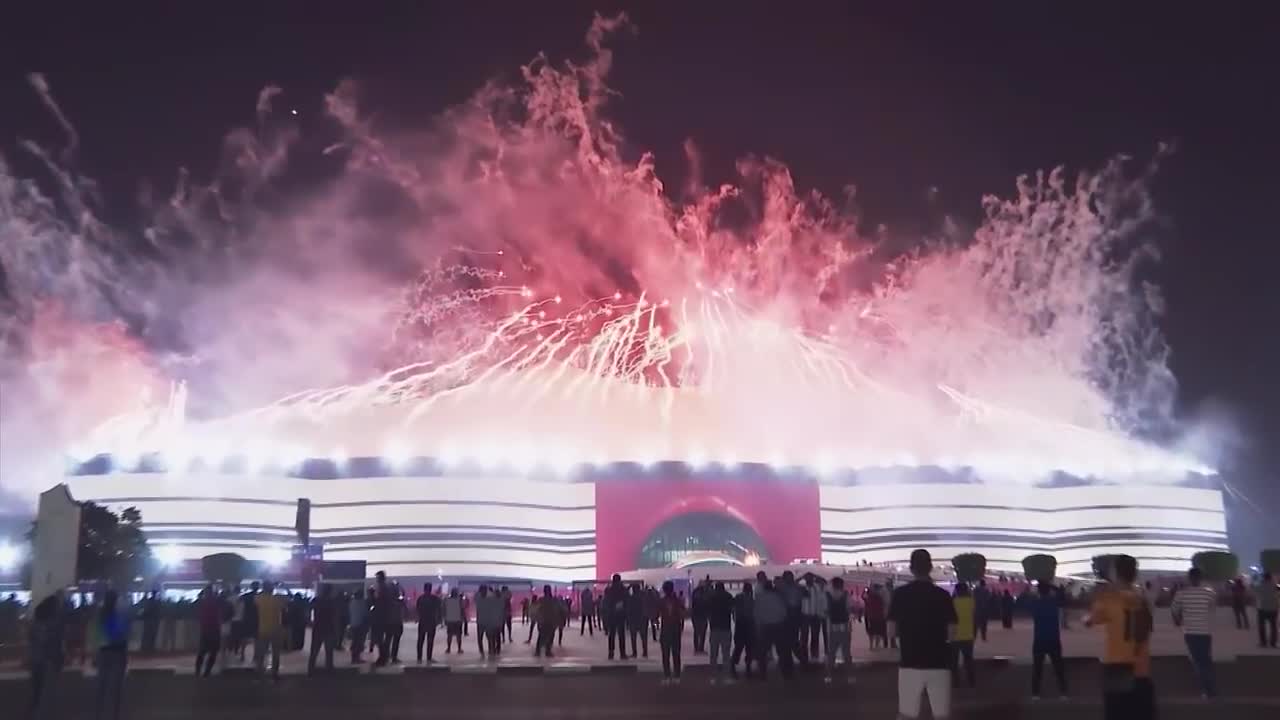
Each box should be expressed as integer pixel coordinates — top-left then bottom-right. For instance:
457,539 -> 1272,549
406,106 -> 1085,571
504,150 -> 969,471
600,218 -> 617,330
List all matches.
950,582 -> 976,687
1086,555 -> 1154,720
254,580 -> 286,681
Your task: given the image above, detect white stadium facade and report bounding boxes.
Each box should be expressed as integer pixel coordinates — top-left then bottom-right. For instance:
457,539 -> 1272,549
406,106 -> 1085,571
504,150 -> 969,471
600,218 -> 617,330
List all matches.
63,454 -> 1228,582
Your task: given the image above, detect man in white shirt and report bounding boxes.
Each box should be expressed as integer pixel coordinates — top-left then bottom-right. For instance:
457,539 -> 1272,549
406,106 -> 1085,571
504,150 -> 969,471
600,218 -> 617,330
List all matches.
1170,567 -> 1217,698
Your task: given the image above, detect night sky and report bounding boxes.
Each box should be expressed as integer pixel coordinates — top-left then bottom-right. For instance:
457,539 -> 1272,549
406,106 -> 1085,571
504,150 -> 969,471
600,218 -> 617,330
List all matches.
3,3 -> 1277,555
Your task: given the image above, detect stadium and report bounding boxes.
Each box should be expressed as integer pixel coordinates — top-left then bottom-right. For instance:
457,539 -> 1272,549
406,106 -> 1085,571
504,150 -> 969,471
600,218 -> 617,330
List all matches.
62,431 -> 1226,584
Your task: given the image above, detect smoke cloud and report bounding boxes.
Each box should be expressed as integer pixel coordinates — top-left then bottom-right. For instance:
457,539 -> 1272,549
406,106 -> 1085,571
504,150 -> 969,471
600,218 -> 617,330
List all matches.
1,15 -> 1188,502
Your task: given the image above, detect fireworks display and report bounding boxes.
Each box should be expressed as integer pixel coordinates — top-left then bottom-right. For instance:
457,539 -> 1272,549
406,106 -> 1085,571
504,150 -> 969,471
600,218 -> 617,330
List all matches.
0,15 -> 1210,496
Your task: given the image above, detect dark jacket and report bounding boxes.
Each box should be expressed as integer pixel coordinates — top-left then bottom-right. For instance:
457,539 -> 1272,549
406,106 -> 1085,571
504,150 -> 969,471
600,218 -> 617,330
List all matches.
707,588 -> 734,631
416,594 -> 442,626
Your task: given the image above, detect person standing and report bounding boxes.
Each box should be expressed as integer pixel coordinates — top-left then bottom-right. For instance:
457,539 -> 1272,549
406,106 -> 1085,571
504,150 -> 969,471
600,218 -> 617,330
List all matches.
604,574 -> 630,660
288,593 -> 308,652
308,584 -> 338,675
95,590 -> 130,720
707,581 -> 734,684
195,585 -> 223,678
973,579 -> 990,642
1230,578 -> 1249,629
348,588 -> 370,663
778,571 -> 807,666
477,585 -> 502,658
690,579 -> 709,654
804,575 -> 828,661
1000,589 -> 1015,629
237,581 -> 260,663
645,585 -> 661,642
825,577 -> 853,684
1027,581 -> 1067,699
883,579 -> 897,649
1255,572 -> 1278,648
864,584 -> 887,649
444,588 -> 465,654
502,586 -> 514,642
534,585 -> 561,658
462,592 -> 471,637
658,580 -> 685,685
580,585 -> 596,636
558,595 -> 570,647
888,550 -> 958,720
388,583 -> 406,663
729,583 -> 755,679
521,596 -> 530,627
254,581 -> 285,682
525,594 -> 539,644
416,583 -> 441,663
950,582 -> 976,688
1086,554 -> 1155,720
754,580 -> 789,679
335,590 -> 349,651
1170,567 -> 1217,698
28,594 -> 65,719
140,590 -> 160,655
370,572 -> 392,667
626,583 -> 649,659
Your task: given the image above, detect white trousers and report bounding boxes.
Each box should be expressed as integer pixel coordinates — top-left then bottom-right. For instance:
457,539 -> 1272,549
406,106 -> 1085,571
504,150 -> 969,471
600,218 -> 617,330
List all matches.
898,667 -> 952,718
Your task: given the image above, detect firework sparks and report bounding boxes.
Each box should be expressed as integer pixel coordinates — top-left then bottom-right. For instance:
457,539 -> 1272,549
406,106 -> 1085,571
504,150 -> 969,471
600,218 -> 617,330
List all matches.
0,15 -> 1210,496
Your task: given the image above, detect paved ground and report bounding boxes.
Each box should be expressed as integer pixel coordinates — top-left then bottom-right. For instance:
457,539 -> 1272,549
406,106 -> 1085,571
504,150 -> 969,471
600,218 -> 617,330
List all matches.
6,613 -> 1272,675
3,616 -> 1278,718
3,656 -> 1278,720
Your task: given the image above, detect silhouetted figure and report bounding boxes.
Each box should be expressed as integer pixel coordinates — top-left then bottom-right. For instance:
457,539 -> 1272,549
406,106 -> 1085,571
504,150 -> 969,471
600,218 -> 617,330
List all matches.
580,585 -> 596,636
95,590 -> 130,720
825,577 -> 853,683
707,581 -> 734,683
730,583 -> 755,679
28,594 -> 65,718
195,585 -> 222,677
349,588 -> 370,663
950,581 -> 977,688
534,586 -> 561,658
755,580 -> 790,679
308,584 -> 338,674
690,579 -> 709,654
604,574 -> 629,660
658,580 -> 685,684
416,583 -> 441,663
444,589 -> 465,654
1257,572 -> 1279,648
626,583 -> 649,658
140,590 -> 160,655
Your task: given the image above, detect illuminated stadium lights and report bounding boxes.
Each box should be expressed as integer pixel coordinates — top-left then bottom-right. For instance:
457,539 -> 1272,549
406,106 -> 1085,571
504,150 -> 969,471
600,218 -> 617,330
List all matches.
330,446 -> 349,467
155,544 -> 182,569
264,546 -> 290,569
0,541 -> 22,571
812,451 -> 841,477
383,440 -> 411,469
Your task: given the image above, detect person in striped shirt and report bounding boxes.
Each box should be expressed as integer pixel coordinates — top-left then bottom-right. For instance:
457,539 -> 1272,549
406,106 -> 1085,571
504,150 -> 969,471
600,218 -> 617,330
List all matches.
1170,567 -> 1217,698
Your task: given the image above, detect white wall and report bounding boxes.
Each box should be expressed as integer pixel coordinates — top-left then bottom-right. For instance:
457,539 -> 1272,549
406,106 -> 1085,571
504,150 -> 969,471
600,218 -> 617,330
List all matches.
818,483 -> 1227,575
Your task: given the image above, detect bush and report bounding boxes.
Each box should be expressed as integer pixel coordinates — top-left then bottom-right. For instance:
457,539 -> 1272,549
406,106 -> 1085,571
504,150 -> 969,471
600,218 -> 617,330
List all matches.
1091,554 -> 1119,580
1022,554 -> 1058,582
951,553 -> 987,583
1192,551 -> 1239,583
1261,549 -> 1280,575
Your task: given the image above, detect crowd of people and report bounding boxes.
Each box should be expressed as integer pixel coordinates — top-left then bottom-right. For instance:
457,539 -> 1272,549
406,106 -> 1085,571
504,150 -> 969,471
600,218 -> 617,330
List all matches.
9,560 -> 1279,720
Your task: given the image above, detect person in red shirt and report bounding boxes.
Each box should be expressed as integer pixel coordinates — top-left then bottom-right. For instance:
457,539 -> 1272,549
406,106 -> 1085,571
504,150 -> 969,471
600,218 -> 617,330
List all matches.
658,580 -> 686,685
195,585 -> 223,677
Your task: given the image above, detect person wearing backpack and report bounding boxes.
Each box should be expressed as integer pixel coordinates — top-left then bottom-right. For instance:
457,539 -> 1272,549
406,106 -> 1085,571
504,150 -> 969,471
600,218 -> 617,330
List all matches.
1086,555 -> 1155,720
824,577 -> 853,684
